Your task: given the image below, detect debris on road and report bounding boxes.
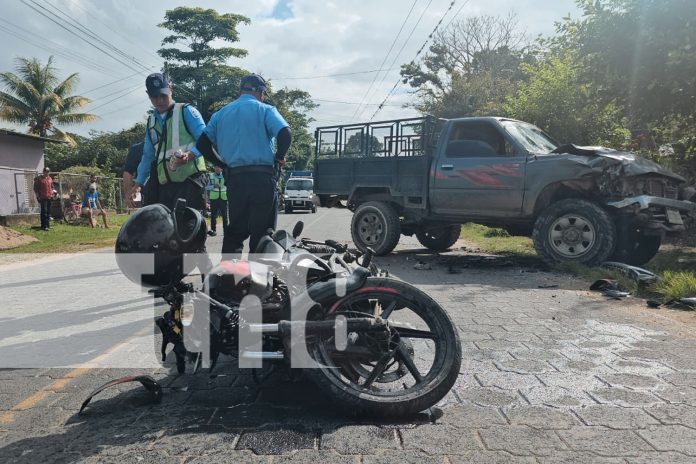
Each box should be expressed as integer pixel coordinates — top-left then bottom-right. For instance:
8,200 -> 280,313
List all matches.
590,278 -> 620,291
79,375 -> 162,415
414,261 -> 432,270
538,284 -> 559,289
601,261 -> 659,284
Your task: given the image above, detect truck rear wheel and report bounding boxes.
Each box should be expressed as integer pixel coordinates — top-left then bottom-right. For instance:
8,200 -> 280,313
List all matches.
351,202 -> 401,255
416,225 -> 461,251
533,199 -> 616,267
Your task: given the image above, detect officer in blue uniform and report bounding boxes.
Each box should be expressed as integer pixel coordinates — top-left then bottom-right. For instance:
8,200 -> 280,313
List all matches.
196,74 -> 291,255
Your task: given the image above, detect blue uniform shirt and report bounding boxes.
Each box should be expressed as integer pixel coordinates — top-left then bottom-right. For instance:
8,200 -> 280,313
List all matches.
204,94 -> 289,168
135,103 -> 206,186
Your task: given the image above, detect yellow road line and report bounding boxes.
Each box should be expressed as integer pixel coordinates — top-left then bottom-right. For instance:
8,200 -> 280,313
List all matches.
0,324 -> 151,424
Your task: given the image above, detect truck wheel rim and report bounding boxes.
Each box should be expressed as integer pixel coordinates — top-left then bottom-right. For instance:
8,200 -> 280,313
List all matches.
358,212 -> 383,245
548,214 -> 596,258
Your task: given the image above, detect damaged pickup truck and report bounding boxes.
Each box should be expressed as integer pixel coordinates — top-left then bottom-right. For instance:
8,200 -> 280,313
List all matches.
313,117 -> 696,266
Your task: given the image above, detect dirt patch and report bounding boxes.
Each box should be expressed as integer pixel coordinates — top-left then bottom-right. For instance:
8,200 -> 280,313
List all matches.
0,226 -> 37,250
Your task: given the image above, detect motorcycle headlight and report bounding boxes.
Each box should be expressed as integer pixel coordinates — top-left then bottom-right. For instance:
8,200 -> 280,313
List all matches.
283,194 -> 289,199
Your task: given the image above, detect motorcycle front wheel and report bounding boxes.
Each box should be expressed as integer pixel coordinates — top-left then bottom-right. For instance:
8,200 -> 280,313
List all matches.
306,277 -> 461,417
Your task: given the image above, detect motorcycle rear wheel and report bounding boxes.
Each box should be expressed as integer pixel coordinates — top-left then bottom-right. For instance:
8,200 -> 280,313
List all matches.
306,277 -> 461,417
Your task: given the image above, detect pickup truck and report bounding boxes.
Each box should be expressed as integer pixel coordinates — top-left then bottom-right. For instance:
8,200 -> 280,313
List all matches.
313,116 -> 696,266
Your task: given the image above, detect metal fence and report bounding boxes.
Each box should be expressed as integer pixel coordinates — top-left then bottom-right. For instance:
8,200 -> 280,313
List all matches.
54,173 -> 127,215
0,168 -> 127,217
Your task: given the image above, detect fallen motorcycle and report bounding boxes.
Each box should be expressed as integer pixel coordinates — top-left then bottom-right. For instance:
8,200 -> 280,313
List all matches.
98,201 -> 462,417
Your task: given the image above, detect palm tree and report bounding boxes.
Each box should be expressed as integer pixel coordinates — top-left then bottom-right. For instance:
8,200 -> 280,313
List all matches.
0,56 -> 97,145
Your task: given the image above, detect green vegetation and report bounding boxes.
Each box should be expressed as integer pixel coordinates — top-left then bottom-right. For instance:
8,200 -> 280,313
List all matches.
459,224 -> 696,303
402,0 -> 696,183
0,56 -> 97,145
459,223 -> 536,257
1,214 -> 130,254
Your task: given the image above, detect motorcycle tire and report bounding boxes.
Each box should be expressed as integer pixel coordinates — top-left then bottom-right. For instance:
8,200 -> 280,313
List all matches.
306,277 -> 461,417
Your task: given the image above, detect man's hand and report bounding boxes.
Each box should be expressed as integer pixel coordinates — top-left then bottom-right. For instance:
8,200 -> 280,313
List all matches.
173,151 -> 194,166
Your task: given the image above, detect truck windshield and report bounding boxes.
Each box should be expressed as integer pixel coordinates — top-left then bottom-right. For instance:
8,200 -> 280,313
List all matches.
501,121 -> 559,154
286,179 -> 313,190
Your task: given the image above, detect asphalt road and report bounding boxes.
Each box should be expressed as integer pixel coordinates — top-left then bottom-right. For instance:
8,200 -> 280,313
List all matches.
2,207 -> 696,463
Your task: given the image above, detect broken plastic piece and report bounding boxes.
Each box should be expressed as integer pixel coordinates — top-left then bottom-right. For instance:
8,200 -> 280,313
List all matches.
79,375 -> 162,414
601,262 -> 659,284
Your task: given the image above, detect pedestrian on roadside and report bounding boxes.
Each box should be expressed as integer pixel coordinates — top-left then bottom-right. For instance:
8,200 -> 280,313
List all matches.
33,166 -> 54,231
82,183 -> 109,228
84,173 -> 98,194
206,165 -> 228,237
129,73 -> 210,211
196,73 -> 292,255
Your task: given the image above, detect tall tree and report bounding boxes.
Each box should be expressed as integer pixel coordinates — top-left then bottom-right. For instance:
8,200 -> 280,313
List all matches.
400,14 -> 531,117
158,7 -> 251,120
554,0 -> 696,127
267,88 -> 318,170
0,56 -> 96,145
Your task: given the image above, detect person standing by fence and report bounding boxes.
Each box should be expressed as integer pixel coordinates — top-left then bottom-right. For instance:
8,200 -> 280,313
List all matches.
33,167 -> 53,231
206,165 -> 228,236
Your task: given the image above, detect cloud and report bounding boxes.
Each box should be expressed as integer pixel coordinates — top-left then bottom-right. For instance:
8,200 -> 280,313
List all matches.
0,0 -> 580,136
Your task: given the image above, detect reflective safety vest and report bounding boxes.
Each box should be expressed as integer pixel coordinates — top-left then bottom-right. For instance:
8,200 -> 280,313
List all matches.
208,173 -> 227,201
147,103 -> 206,185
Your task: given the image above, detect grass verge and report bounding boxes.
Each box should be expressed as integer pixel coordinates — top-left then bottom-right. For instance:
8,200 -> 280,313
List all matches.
0,214 -> 131,254
460,224 -> 696,303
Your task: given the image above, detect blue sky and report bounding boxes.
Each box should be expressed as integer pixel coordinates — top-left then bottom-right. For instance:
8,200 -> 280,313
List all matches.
0,0 -> 581,136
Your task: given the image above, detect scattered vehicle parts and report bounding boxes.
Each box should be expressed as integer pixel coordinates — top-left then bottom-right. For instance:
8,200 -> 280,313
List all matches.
601,262 -> 659,284
79,375 -> 162,414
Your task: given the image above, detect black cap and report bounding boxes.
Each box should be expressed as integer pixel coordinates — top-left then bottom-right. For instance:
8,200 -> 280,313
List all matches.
240,73 -> 267,93
146,73 -> 171,96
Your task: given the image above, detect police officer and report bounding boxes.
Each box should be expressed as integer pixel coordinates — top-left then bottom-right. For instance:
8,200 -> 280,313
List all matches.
196,73 -> 292,255
130,73 -> 209,211
206,165 -> 228,237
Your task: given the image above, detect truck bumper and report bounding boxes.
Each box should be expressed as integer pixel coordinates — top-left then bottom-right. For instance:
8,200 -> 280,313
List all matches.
607,195 -> 696,234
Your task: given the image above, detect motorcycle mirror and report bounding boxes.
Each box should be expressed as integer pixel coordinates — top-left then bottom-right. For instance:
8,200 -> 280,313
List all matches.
292,221 -> 304,238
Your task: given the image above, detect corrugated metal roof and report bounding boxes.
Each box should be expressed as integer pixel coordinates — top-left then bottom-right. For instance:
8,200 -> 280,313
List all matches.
0,129 -> 67,144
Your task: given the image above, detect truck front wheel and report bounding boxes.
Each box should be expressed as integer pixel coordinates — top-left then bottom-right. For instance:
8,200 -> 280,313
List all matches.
351,202 -> 401,255
416,225 -> 461,251
533,199 -> 616,267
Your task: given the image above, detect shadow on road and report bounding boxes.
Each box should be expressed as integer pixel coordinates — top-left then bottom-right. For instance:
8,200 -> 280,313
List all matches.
0,365 -> 438,462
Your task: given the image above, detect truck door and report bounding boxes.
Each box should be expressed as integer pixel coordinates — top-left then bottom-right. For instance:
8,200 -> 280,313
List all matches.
430,120 -> 526,218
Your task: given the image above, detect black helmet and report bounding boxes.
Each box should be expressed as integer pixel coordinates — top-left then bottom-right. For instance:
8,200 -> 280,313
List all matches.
115,202 -> 207,287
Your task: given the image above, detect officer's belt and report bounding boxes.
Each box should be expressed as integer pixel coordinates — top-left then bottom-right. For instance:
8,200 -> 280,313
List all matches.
224,165 -> 274,176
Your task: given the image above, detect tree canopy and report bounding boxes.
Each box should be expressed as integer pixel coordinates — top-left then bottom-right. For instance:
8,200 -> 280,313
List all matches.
158,7 -> 251,120
0,56 -> 97,145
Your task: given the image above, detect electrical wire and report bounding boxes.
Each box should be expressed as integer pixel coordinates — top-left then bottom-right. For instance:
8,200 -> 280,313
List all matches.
350,0 -> 419,120
0,20 -> 114,74
369,0 -> 467,121
355,0 -> 435,120
20,0 -> 145,73
268,67 -> 402,80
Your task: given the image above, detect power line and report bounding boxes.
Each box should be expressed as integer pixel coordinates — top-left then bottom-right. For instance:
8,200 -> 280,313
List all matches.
81,70 -> 144,95
268,67 -> 402,80
20,0 -> 146,74
59,0 -> 163,65
40,0 -> 153,73
370,0 -> 466,121
313,98 -> 404,107
87,84 -> 143,112
355,0 -> 435,121
350,0 -> 419,121
0,20 -> 114,74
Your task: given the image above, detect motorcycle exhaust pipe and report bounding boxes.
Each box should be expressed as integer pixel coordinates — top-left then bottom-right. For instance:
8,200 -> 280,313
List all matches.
247,318 -> 385,335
